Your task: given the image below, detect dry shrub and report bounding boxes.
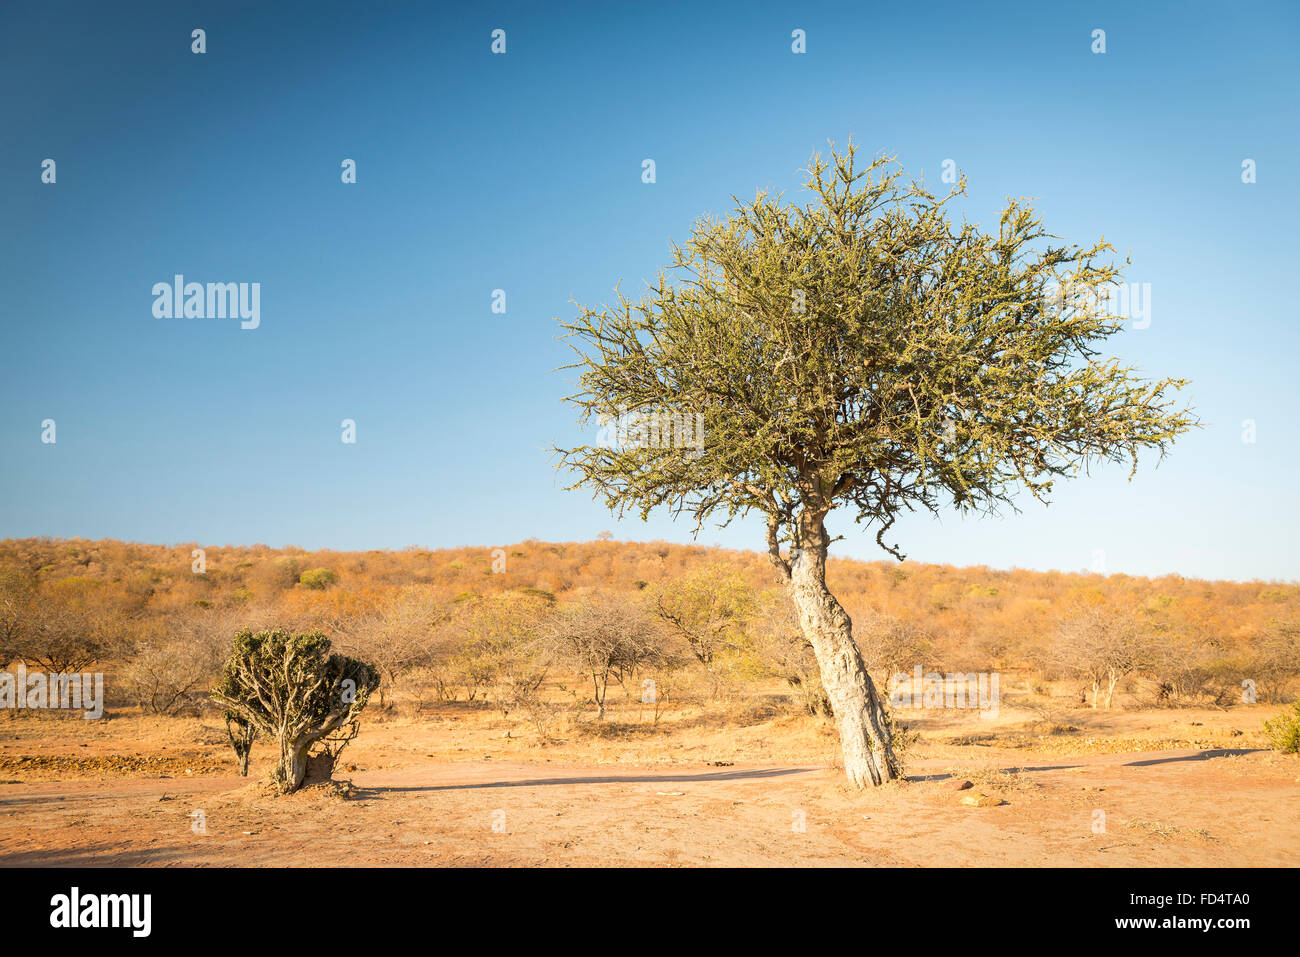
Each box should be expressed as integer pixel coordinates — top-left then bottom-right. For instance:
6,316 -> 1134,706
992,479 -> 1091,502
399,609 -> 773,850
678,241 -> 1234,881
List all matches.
335,587 -> 450,709
540,590 -> 674,720
120,610 -> 233,715
1049,601 -> 1154,709
742,592 -> 830,717
449,591 -> 552,716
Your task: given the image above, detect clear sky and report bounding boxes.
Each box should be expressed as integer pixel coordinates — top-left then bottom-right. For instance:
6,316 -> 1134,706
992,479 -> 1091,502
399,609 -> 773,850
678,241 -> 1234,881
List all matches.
1,0 -> 1296,582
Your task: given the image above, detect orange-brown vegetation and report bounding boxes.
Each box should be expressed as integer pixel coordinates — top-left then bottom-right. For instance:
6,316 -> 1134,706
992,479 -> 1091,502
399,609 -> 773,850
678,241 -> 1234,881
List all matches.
2,536 -> 1298,866
0,536 -> 1295,721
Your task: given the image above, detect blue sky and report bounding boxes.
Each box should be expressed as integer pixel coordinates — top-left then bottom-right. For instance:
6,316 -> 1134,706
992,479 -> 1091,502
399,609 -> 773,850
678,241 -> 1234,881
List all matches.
1,0 -> 1296,582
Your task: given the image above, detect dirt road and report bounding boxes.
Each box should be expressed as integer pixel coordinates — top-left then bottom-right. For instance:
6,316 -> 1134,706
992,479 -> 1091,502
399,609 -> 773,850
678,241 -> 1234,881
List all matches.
2,748 -> 1294,867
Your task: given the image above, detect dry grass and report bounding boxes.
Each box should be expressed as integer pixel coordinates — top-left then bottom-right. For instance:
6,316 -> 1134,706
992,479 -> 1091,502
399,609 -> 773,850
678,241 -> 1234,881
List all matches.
1123,819 -> 1215,842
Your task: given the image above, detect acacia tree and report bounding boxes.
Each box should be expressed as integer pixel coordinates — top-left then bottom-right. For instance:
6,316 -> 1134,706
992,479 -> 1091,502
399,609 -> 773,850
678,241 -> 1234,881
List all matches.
649,566 -> 754,693
1052,603 -> 1152,709
555,143 -> 1195,788
541,592 -> 669,719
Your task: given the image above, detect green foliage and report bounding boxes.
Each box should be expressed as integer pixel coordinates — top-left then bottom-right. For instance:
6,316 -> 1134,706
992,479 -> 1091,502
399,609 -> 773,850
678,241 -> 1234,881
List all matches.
649,566 -> 755,671
515,586 -> 557,605
298,568 -> 337,590
212,628 -> 378,793
1263,701 -> 1300,754
555,142 -> 1195,561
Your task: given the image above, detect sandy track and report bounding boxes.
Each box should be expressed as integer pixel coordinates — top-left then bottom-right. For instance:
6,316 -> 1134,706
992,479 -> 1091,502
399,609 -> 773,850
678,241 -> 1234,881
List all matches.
1,747 -> 1295,867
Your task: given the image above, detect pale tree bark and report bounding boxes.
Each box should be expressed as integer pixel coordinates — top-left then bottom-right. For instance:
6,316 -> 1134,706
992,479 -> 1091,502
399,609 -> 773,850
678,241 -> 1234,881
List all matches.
278,739 -> 310,793
770,509 -> 900,788
1105,671 -> 1120,709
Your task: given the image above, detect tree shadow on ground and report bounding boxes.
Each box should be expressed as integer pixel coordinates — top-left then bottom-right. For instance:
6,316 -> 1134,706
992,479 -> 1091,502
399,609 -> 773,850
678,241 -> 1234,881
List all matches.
906,763 -> 1084,782
1123,748 -> 1265,767
353,765 -> 820,796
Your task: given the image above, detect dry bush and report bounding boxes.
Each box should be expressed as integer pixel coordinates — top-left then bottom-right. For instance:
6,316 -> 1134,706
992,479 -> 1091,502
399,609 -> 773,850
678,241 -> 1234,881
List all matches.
1050,602 -> 1154,709
336,587 -> 449,709
741,592 -> 831,716
1248,621 -> 1300,703
247,555 -> 301,596
12,577 -> 128,672
448,591 -> 552,716
0,565 -> 35,667
2,536 -> 1295,732
120,610 -> 232,715
856,612 -> 934,691
1148,635 -> 1248,708
649,566 -> 755,696
541,590 -> 674,720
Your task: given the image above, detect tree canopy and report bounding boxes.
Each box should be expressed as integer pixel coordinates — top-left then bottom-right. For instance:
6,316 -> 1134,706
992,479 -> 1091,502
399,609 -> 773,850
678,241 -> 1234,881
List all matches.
556,143 -> 1195,567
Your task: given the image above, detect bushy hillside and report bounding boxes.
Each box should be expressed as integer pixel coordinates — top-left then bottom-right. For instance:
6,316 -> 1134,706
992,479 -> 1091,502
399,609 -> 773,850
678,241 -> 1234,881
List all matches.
1,536 -> 1295,717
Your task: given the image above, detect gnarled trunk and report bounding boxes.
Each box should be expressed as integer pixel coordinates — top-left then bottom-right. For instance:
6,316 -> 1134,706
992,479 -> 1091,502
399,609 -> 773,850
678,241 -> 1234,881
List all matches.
224,714 -> 256,778
276,737 -> 309,794
787,512 -> 899,789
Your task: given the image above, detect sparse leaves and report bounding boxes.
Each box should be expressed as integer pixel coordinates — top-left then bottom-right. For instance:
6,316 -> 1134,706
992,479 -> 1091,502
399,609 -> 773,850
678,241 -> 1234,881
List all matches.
556,142 -> 1196,561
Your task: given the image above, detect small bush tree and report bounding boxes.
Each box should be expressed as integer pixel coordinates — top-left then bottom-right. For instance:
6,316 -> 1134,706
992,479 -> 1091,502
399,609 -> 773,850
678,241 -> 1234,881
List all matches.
744,593 -> 831,716
212,628 -> 378,794
225,712 -> 257,776
1051,603 -> 1152,709
650,568 -> 755,695
542,592 -> 669,719
340,588 -> 449,709
0,566 -> 35,667
1263,700 -> 1300,754
858,613 -> 933,692
122,611 -> 231,715
298,568 -> 337,590
13,578 -> 123,673
1249,621 -> 1300,703
449,592 -> 551,712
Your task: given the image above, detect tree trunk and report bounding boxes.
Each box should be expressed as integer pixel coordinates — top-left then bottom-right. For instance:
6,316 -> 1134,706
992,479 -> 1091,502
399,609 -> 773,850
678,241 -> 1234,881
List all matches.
787,512 -> 899,789
224,715 -> 255,777
276,737 -> 309,793
1105,674 -> 1119,709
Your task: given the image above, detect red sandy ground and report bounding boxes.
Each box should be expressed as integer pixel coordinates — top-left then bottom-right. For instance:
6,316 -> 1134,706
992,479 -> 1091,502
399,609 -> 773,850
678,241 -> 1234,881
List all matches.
1,716 -> 1296,866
